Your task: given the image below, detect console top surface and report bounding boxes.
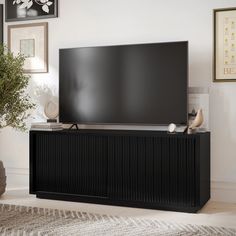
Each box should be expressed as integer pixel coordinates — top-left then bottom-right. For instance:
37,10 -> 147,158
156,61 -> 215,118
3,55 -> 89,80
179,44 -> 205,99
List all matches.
30,129 -> 210,137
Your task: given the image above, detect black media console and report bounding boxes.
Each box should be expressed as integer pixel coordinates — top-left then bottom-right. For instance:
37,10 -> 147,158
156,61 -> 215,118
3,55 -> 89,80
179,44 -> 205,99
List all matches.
30,129 -> 210,213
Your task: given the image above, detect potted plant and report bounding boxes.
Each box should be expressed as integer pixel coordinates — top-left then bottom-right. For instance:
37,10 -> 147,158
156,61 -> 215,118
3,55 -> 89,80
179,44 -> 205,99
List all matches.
0,45 -> 35,196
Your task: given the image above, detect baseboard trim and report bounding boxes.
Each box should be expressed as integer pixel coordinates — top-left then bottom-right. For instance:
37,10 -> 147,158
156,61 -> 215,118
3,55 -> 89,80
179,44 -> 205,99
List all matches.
6,167 -> 29,176
4,167 -> 29,190
211,181 -> 236,203
6,187 -> 28,191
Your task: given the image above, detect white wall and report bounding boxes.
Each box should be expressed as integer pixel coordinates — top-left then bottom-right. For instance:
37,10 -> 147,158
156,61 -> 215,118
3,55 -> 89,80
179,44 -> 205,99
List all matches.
0,0 -> 236,201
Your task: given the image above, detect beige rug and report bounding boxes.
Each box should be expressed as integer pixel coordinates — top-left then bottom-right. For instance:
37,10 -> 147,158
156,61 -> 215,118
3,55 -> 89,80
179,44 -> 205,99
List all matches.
0,204 -> 236,236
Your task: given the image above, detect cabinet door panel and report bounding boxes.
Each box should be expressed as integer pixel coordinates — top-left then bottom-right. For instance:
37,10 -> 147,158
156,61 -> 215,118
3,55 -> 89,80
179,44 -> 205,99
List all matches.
34,133 -> 108,197
108,135 -> 150,202
108,135 -> 197,207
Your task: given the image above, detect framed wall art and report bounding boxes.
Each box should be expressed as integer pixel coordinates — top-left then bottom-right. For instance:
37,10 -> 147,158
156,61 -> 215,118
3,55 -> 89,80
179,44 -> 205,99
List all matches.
214,8 -> 236,82
8,22 -> 48,73
5,0 -> 58,22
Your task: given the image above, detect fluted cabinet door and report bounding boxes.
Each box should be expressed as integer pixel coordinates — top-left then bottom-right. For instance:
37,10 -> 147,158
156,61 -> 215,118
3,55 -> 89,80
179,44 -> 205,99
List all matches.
34,133 -> 108,197
108,135 -> 197,207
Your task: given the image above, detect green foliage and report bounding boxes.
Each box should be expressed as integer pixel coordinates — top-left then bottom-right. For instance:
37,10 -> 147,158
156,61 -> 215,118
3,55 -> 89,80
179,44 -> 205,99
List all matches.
0,45 -> 35,131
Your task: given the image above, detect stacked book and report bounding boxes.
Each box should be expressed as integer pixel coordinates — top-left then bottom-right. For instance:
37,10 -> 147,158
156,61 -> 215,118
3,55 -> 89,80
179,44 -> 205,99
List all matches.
30,122 -> 63,131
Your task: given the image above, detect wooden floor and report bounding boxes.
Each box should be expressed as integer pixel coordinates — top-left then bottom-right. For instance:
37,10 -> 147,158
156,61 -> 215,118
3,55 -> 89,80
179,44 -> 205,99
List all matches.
1,189 -> 236,229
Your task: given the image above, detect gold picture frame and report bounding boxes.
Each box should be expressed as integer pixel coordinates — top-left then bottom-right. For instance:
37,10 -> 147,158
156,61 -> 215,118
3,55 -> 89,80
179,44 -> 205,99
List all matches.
214,8 -> 236,82
8,22 -> 48,74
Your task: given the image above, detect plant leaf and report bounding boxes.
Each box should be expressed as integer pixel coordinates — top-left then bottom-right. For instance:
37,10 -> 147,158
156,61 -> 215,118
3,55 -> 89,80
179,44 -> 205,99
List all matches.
19,0 -> 32,9
42,4 -> 49,13
27,0 -> 33,9
47,1 -> 53,6
0,44 -> 35,131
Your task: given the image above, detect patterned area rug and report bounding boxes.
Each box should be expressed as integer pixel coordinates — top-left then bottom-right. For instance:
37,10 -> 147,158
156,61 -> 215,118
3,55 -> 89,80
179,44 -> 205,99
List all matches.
0,204 -> 236,236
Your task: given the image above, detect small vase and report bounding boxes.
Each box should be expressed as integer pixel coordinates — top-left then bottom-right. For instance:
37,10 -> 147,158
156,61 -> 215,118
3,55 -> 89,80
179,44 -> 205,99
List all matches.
0,160 -> 6,196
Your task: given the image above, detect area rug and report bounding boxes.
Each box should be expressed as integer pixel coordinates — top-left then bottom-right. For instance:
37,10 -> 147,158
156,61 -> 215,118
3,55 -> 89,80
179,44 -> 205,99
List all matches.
0,204 -> 235,236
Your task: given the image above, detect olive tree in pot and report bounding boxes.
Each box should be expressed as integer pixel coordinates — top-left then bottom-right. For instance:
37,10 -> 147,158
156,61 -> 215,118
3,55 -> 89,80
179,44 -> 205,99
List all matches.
0,45 -> 35,196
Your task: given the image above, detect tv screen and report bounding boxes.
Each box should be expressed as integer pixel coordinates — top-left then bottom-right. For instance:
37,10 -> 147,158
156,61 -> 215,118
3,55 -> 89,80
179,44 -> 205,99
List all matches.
59,41 -> 188,125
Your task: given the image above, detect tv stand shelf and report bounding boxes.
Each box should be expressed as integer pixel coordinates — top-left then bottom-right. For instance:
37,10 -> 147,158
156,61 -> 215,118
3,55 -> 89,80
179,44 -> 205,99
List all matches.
30,129 -> 210,213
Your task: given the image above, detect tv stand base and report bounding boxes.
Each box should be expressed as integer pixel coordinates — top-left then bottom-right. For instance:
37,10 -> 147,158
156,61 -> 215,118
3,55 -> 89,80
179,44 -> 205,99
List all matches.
30,129 -> 210,213
36,191 -> 202,213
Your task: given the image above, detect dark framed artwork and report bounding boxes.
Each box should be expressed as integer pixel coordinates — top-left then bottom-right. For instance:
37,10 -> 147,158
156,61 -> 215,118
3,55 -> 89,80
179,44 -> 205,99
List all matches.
0,4 -> 3,44
5,0 -> 58,22
214,8 -> 236,82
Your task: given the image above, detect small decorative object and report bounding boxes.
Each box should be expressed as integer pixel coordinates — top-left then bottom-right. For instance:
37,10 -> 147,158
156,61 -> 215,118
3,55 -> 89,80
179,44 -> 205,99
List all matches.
44,100 -> 59,122
214,8 -> 236,82
0,161 -> 6,197
31,122 -> 63,131
168,123 -> 177,133
8,22 -> 48,73
0,5 -> 3,44
5,0 -> 58,22
188,87 -> 209,130
188,109 -> 204,134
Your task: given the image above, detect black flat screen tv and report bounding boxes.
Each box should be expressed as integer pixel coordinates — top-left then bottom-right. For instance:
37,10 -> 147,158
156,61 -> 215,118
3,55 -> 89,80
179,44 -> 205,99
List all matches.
59,41 -> 188,125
